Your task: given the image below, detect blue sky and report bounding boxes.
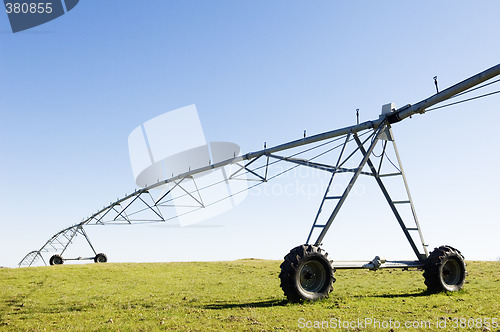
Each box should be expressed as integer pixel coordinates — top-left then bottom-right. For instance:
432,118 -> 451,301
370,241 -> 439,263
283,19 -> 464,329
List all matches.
1,1 -> 500,268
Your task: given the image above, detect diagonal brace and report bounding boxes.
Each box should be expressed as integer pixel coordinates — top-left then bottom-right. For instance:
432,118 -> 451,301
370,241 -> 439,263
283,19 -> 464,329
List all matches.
313,125 -> 388,246
353,133 -> 426,261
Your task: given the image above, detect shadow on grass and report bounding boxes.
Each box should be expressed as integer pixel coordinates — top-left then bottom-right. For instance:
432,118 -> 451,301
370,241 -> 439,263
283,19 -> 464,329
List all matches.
360,290 -> 436,298
203,298 -> 288,309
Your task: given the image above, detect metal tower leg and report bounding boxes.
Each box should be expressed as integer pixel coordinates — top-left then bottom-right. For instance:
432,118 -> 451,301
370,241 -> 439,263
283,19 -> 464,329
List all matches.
354,128 -> 428,261
385,128 -> 428,257
306,123 -> 428,261
306,132 -> 351,244
78,226 -> 98,256
312,125 -> 388,246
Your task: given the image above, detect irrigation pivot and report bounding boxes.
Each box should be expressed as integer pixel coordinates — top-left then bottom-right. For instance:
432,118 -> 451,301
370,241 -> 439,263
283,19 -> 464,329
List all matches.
277,63 -> 500,301
19,63 -> 500,302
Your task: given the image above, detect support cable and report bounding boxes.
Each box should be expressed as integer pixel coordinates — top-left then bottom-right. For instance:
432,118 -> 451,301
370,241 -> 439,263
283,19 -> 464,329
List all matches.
426,89 -> 500,112
451,78 -> 500,99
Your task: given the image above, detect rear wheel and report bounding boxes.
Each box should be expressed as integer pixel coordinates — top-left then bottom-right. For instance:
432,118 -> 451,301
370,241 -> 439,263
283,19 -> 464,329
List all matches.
279,244 -> 335,302
49,254 -> 64,266
423,245 -> 466,292
94,253 -> 107,263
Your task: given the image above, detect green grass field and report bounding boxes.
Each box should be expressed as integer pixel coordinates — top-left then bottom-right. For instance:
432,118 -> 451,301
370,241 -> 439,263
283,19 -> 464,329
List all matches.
1,260 -> 499,331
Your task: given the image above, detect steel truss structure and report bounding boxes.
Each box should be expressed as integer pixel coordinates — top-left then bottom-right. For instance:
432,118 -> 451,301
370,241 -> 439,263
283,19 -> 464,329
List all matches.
19,62 -> 500,293
21,122 -> 422,267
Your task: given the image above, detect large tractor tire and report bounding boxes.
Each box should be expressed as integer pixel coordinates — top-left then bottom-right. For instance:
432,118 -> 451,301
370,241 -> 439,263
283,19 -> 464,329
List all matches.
49,254 -> 64,266
423,245 -> 466,292
94,253 -> 108,263
279,244 -> 335,302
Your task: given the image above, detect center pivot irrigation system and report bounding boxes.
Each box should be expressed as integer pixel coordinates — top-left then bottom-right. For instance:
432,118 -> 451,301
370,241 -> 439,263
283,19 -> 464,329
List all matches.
20,63 -> 500,302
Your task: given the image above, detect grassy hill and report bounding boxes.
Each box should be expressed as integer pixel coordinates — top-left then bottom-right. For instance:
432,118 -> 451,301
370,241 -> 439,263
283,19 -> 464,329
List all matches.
1,260 -> 499,331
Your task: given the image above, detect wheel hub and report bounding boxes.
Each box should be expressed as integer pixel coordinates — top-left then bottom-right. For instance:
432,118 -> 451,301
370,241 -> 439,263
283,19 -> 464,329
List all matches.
442,258 -> 461,286
299,260 -> 326,293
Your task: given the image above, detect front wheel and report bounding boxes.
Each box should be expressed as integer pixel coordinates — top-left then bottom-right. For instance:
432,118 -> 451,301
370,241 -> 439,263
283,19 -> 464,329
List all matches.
49,254 -> 64,266
279,244 -> 335,302
423,245 -> 466,292
94,253 -> 107,263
